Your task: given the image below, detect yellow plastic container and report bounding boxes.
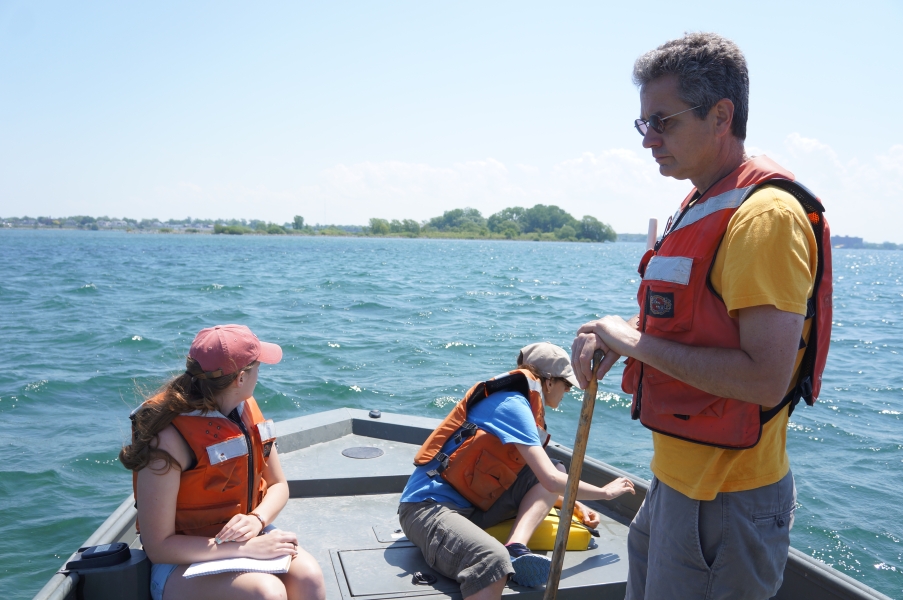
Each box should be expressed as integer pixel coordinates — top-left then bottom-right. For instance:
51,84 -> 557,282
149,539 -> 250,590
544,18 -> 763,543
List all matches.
483,509 -> 592,551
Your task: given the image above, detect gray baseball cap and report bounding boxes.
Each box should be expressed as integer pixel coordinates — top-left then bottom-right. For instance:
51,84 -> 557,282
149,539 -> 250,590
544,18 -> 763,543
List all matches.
517,342 -> 581,389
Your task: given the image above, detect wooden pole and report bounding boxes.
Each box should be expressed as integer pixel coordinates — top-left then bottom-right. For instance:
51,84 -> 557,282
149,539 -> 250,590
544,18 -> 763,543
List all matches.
543,348 -> 604,600
646,218 -> 658,251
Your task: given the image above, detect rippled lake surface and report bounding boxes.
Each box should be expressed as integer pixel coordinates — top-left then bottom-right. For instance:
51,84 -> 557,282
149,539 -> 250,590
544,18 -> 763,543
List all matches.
1,230 -> 900,598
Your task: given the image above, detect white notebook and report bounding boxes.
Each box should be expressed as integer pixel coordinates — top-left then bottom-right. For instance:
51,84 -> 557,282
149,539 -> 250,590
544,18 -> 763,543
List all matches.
183,555 -> 292,578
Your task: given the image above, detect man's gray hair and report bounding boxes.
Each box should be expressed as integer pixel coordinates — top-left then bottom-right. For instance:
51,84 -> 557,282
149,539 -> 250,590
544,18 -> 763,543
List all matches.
633,32 -> 749,140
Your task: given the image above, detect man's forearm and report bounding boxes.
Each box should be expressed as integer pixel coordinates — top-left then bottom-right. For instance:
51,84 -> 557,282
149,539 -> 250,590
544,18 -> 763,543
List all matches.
631,334 -> 791,407
575,306 -> 803,406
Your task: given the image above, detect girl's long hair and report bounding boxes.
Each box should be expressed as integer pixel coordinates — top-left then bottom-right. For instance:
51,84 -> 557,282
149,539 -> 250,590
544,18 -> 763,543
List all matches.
119,357 -> 248,473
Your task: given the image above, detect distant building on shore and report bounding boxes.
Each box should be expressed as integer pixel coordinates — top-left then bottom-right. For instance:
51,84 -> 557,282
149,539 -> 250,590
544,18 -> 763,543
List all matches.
832,235 -> 864,249
615,233 -> 647,243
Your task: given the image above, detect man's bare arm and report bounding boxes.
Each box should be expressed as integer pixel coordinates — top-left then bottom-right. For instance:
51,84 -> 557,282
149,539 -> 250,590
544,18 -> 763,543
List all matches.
574,305 -> 804,408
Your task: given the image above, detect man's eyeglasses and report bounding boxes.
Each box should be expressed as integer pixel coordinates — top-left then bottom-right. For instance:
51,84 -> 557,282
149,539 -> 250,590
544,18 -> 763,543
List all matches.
634,105 -> 702,136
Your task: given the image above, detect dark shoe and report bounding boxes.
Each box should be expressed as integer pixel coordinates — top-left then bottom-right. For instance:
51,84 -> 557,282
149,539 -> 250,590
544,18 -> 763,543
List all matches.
506,544 -> 550,587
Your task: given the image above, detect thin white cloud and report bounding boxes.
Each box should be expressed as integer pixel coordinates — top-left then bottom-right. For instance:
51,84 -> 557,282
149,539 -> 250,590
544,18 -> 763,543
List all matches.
303,150 -> 688,232
321,158 -> 521,205
549,150 -> 688,229
770,135 -> 903,242
315,158 -> 541,224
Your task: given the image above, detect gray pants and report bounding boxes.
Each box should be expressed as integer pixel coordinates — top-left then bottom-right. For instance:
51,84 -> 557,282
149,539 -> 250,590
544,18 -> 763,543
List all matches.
398,464 -> 552,597
625,471 -> 796,600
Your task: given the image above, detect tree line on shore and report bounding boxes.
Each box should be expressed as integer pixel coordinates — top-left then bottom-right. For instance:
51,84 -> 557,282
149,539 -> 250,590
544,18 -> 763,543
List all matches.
2,205 -> 616,242
3,215 -> 249,231
214,205 -> 617,242
365,205 -> 617,242
198,205 -> 619,243
2,215 -> 319,234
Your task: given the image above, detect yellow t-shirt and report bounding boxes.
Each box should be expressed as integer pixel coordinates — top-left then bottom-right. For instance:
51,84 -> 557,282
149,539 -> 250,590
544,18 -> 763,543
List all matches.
649,185 -> 818,501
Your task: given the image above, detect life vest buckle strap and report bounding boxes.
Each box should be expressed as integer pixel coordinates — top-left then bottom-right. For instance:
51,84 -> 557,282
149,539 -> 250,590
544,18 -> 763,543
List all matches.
799,376 -> 814,406
432,452 -> 450,475
761,377 -> 811,425
427,454 -> 450,479
453,422 -> 478,444
631,379 -> 643,421
763,178 -> 825,215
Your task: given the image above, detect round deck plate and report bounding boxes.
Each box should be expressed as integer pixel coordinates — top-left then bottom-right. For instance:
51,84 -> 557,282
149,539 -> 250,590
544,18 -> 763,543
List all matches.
341,446 -> 384,459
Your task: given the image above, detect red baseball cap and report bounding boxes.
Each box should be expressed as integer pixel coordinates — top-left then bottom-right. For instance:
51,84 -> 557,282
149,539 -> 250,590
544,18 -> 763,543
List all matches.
188,324 -> 282,376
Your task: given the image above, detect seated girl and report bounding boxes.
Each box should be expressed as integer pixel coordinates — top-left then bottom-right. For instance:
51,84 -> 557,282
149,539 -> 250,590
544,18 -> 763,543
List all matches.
120,324 -> 326,600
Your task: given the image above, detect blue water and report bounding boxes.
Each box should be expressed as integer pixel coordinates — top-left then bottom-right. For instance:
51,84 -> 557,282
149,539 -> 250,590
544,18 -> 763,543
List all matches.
0,230 -> 900,598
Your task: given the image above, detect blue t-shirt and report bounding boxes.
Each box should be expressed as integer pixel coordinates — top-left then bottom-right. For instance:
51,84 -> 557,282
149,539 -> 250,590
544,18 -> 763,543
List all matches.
400,390 -> 541,507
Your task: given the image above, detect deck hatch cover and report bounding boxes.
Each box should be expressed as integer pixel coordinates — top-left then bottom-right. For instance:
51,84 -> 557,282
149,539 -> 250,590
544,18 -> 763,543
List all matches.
333,547 -> 458,598
342,447 -> 385,459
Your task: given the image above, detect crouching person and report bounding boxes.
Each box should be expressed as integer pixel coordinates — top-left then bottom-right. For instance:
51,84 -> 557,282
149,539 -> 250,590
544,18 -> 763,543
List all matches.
399,342 -> 635,599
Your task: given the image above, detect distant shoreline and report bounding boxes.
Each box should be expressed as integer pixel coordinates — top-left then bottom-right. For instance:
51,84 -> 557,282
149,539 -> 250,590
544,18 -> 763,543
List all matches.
1,204 -> 622,243
2,227 -> 899,249
0,225 -> 640,243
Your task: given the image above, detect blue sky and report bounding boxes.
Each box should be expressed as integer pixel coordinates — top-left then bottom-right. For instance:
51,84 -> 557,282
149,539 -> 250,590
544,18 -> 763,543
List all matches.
1,1 -> 901,240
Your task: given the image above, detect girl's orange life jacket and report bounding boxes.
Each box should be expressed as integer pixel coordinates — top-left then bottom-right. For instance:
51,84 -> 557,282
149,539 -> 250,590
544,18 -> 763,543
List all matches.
132,396 -> 277,538
413,369 -> 549,511
622,156 -> 833,449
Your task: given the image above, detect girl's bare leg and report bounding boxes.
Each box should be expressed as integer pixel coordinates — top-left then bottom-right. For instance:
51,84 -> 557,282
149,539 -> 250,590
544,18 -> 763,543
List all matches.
505,463 -> 566,546
278,548 -> 326,600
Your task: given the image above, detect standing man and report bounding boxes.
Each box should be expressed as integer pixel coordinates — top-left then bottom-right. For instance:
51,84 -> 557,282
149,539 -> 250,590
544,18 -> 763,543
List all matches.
571,33 -> 832,600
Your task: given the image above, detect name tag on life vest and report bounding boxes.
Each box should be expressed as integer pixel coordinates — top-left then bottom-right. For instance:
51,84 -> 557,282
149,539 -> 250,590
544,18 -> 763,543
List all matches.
206,436 -> 249,464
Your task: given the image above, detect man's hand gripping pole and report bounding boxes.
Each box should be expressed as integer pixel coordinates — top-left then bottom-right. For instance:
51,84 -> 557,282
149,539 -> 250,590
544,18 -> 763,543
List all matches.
543,349 -> 604,599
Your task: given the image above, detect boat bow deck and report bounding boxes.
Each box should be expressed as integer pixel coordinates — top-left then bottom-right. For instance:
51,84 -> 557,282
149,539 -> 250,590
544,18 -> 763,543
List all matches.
275,408 -> 632,600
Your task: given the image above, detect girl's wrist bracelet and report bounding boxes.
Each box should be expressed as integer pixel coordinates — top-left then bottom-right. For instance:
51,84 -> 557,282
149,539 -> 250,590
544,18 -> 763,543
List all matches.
248,511 -> 266,530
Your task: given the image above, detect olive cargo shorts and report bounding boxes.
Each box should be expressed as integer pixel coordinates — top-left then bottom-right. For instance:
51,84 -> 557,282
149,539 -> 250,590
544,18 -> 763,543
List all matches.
625,471 -> 796,600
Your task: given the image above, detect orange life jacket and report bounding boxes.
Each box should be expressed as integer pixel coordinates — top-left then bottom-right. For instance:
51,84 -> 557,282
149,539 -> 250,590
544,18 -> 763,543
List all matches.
621,156 -> 833,449
132,396 -> 277,538
413,369 -> 549,511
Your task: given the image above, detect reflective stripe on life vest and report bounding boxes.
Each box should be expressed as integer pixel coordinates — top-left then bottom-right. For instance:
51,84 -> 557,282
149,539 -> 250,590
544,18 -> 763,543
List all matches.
257,420 -> 277,442
668,185 -> 753,233
644,256 -> 693,285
